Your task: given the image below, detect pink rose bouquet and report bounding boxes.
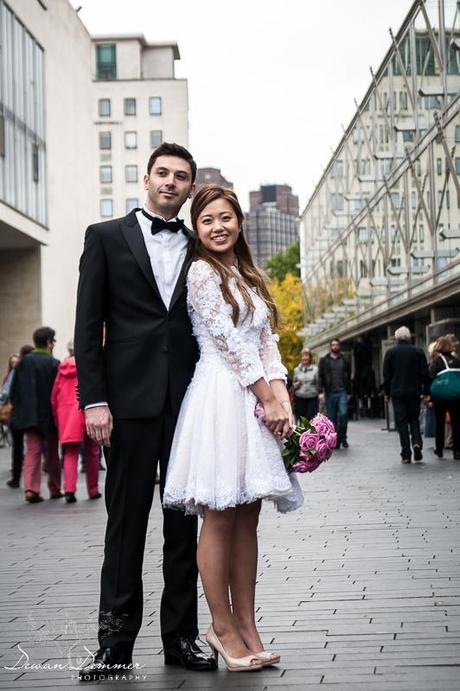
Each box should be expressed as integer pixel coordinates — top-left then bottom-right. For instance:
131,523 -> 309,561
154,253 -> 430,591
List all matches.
255,406 -> 336,474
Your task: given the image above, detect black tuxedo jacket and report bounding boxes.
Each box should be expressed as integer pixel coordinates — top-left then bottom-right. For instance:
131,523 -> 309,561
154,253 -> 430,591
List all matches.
74,209 -> 199,419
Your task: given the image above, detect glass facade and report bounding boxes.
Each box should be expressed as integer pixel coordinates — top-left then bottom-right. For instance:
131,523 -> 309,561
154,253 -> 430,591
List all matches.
96,44 -> 116,80
0,1 -> 46,225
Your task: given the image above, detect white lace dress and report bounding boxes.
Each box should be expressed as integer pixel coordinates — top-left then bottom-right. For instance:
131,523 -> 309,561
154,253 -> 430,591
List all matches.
163,259 -> 304,516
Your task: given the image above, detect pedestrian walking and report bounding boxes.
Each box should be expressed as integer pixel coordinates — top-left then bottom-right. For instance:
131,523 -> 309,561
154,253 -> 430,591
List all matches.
318,338 -> 351,448
383,326 -> 429,463
293,348 -> 319,421
163,184 -> 302,671
51,350 -> 101,503
10,327 -> 62,502
428,335 -> 460,460
1,353 -> 22,488
75,143 -> 216,680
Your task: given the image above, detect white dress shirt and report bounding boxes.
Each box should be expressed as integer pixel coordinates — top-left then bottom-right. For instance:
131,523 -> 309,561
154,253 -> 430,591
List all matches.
136,206 -> 189,311
85,206 -> 189,411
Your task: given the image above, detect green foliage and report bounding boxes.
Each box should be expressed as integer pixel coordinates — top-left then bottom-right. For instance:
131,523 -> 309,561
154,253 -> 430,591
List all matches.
265,240 -> 300,281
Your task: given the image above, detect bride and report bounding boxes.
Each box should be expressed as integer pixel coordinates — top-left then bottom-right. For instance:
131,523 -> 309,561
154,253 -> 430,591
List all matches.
163,184 -> 303,672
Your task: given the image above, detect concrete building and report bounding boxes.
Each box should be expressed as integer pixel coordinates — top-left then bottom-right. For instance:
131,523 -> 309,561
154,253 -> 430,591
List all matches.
195,167 -> 233,191
299,0 -> 460,395
246,184 -> 299,267
0,0 -> 94,365
91,35 -> 189,220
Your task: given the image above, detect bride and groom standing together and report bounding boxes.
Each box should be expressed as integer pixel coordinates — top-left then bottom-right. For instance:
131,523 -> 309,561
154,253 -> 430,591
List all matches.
75,142 -> 303,681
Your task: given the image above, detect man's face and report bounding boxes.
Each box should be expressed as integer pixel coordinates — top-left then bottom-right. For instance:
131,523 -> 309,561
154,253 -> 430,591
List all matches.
143,155 -> 195,219
330,340 -> 340,354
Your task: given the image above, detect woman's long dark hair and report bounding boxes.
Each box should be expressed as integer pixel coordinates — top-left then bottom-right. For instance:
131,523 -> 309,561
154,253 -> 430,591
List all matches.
190,184 -> 278,328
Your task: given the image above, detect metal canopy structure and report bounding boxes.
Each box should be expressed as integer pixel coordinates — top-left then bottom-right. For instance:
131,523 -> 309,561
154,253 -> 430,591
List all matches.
300,0 -> 460,349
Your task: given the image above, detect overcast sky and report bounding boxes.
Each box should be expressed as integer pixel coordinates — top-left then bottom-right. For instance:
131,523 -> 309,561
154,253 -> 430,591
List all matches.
72,0 -> 411,211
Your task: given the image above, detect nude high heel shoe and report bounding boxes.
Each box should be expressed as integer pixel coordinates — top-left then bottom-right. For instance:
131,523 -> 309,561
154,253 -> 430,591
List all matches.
206,626 -> 263,672
253,650 -> 281,666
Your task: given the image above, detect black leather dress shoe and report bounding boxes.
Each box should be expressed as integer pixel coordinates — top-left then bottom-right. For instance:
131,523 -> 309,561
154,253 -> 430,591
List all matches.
164,637 -> 217,671
79,646 -> 133,682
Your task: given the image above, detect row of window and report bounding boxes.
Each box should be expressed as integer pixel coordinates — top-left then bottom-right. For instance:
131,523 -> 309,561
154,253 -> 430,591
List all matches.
98,96 -> 162,117
100,198 -> 140,217
100,165 -> 140,183
99,130 -> 163,150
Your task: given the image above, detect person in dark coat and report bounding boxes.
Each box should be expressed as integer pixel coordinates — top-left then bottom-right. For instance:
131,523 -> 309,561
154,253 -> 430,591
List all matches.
383,326 -> 429,463
10,327 -> 61,502
428,335 -> 460,460
318,338 -> 351,448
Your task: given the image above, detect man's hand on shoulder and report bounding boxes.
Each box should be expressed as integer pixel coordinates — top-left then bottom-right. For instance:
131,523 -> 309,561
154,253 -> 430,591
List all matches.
85,405 -> 113,447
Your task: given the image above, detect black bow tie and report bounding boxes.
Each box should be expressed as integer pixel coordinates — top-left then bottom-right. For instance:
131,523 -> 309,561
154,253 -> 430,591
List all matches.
142,209 -> 185,235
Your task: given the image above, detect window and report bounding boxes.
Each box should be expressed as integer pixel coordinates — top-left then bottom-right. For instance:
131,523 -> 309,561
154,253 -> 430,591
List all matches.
390,192 -> 400,208
415,36 -> 435,76
456,125 -> 460,143
124,131 -> 137,149
455,158 -> 460,175
100,199 -> 113,217
32,144 -> 39,183
403,130 -> 414,143
399,91 -> 408,111
411,191 -> 417,209
330,193 -> 344,211
126,198 -> 139,213
98,99 -> 111,117
150,130 -> 163,149
149,97 -> 162,115
99,131 -> 112,150
124,98 -> 136,116
100,165 -> 112,183
96,43 -> 116,80
125,165 -> 138,182
437,158 -> 442,175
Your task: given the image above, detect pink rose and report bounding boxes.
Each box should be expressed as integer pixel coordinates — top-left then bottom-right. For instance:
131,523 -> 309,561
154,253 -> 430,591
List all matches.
315,438 -> 330,462
311,414 -> 335,435
299,431 -> 319,453
325,432 -> 337,450
292,457 -> 322,473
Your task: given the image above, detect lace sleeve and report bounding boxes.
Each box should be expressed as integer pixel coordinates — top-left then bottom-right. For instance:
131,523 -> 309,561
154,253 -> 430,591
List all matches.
259,321 -> 288,382
187,260 -> 265,387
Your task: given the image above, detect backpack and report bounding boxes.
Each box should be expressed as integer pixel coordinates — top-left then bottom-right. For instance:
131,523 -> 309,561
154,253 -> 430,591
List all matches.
430,354 -> 460,400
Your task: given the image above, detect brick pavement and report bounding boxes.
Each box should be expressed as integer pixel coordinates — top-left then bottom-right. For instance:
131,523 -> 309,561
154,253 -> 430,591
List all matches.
0,419 -> 459,690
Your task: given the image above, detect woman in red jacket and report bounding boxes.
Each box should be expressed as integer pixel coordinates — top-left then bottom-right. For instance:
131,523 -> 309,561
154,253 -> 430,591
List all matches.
51,351 -> 101,503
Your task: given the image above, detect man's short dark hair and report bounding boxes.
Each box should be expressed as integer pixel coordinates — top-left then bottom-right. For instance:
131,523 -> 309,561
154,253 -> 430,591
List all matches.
147,142 -> 197,182
330,338 -> 341,345
33,326 -> 55,348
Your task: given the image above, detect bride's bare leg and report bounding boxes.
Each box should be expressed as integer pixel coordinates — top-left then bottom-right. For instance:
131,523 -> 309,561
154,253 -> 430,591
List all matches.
197,507 -> 251,658
229,501 -> 265,652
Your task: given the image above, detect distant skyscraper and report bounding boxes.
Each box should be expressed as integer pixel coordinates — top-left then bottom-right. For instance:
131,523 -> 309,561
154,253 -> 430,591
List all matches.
245,184 -> 299,267
195,167 -> 233,191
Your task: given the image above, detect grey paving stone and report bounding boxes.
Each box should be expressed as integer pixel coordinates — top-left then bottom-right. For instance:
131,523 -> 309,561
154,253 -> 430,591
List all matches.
1,419 -> 459,690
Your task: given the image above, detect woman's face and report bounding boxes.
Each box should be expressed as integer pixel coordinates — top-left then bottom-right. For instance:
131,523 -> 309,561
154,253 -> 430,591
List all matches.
10,355 -> 19,369
196,198 -> 240,264
301,352 -> 311,366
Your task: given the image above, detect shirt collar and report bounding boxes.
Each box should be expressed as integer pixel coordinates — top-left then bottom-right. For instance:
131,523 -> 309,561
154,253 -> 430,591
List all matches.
143,205 -> 178,223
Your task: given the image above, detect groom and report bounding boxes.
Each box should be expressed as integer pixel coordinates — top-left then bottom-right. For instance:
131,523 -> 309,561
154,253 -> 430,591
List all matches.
74,143 -> 216,680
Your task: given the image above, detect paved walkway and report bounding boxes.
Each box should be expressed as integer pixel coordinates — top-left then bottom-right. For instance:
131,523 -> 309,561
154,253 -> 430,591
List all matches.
0,419 -> 459,690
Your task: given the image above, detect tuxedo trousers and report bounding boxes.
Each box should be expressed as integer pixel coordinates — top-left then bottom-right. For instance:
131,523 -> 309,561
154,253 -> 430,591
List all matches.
98,404 -> 198,651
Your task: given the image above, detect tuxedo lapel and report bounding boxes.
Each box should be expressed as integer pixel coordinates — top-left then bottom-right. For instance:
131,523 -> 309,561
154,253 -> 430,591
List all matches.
120,211 -> 163,304
169,238 -> 195,312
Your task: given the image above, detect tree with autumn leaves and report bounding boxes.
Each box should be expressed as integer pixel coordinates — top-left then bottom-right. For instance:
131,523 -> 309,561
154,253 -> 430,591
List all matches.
265,241 -> 305,373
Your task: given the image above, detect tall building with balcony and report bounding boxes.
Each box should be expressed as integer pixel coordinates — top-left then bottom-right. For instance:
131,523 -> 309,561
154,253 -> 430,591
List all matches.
92,35 -> 189,220
299,0 -> 460,380
0,0 -> 94,364
245,184 -> 299,267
